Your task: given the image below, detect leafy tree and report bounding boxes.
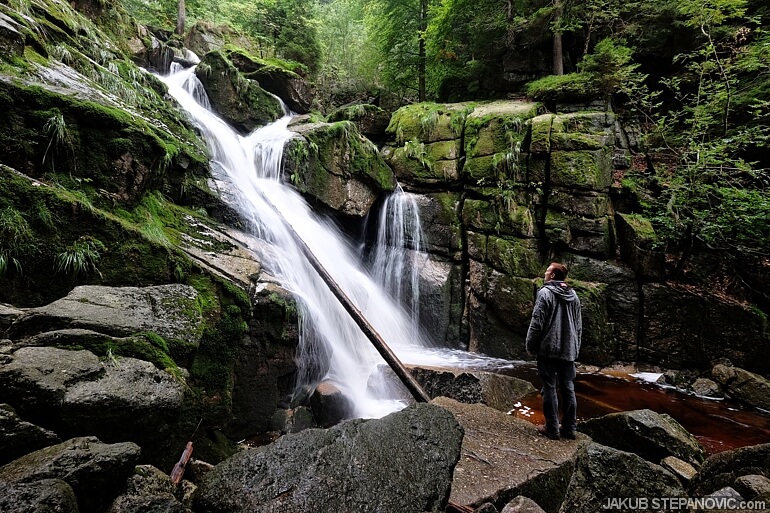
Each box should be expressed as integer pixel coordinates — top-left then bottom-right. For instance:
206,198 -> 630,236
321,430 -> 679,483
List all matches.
366,0 -> 430,102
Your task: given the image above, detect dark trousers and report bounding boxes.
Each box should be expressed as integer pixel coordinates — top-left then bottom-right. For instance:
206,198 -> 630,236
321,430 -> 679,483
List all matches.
537,357 -> 577,435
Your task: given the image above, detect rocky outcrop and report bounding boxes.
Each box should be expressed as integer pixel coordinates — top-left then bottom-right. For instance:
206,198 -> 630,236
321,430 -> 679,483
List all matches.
196,51 -> 284,133
228,49 -> 313,114
435,397 -> 583,512
689,443 -> 770,496
578,409 -> 705,466
711,363 -> 770,411
285,120 -> 396,217
194,403 -> 463,513
409,366 -> 536,412
328,104 -> 391,142
0,436 -> 141,513
7,284 -> 204,348
309,380 -> 354,428
560,443 -> 687,513
0,479 -> 79,513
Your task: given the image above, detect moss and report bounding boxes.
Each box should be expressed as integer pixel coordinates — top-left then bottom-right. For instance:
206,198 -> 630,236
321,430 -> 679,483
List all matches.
550,149 -> 612,191
486,235 -> 542,277
386,102 -> 471,144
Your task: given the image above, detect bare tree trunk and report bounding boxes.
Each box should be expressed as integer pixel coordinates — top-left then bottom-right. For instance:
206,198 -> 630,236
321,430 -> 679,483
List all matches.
176,0 -> 186,36
552,0 -> 564,75
553,31 -> 564,75
418,0 -> 428,101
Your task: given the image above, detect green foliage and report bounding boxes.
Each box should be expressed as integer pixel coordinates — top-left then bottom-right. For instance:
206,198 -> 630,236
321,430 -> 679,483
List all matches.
42,110 -> 72,170
579,38 -> 646,101
524,73 -> 595,103
54,235 -> 106,278
0,206 -> 35,276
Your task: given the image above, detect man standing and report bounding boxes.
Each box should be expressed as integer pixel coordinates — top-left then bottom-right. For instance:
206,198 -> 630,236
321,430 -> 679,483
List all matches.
525,262 -> 582,440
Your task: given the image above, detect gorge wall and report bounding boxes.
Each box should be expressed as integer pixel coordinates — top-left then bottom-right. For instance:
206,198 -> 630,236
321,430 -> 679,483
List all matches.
284,100 -> 770,376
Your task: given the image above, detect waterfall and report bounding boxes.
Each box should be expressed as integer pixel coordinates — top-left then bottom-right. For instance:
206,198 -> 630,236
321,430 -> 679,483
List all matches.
162,66 -> 432,417
370,187 -> 426,341
160,65 -> 517,419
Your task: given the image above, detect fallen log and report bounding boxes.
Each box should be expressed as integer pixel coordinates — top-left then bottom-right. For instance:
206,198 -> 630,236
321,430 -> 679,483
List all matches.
263,194 -> 431,403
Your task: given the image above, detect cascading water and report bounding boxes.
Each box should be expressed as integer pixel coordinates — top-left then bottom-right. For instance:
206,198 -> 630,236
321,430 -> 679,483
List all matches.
160,64 -> 516,419
369,187 -> 426,341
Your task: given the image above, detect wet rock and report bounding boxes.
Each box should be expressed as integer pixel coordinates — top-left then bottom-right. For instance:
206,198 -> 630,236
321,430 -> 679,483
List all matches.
106,464 -> 192,513
733,474 -> 770,500
661,456 -> 698,484
6,284 -> 204,349
0,479 -> 79,513
195,51 -> 283,133
501,496 -> 547,513
0,436 -> 141,513
560,443 -> 686,513
269,406 -> 315,434
434,397 -> 582,512
711,363 -> 770,411
194,403 -> 463,513
229,50 -> 313,114
409,366 -> 535,412
309,381 -> 354,428
689,443 -> 770,496
474,503 -> 499,513
0,403 -> 60,466
691,377 -> 723,398
0,346 -> 184,464
578,408 -> 706,466
285,121 -> 396,217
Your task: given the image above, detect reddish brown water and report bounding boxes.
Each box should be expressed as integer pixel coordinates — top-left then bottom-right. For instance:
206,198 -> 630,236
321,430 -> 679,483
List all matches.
503,364 -> 770,455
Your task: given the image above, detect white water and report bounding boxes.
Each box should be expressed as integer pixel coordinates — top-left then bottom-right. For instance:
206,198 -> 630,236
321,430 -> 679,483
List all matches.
161,65 -> 518,419
369,186 -> 426,341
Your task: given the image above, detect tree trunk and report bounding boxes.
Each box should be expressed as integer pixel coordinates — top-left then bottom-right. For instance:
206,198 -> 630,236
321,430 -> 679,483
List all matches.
553,32 -> 564,75
418,0 -> 428,101
552,0 -> 564,75
176,0 -> 186,36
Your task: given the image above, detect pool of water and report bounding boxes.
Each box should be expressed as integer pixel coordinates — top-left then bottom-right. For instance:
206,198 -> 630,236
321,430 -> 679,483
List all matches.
502,363 -> 770,455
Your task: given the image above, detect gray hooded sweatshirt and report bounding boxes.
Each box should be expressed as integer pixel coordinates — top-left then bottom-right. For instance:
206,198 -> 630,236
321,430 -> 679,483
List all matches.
525,280 -> 582,361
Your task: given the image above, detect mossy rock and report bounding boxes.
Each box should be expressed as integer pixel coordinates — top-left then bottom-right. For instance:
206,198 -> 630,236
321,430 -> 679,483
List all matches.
285,121 -> 395,216
529,114 -> 554,154
417,192 -> 464,254
328,104 -> 390,141
485,235 -> 542,277
550,112 -> 615,151
383,141 -> 461,185
615,213 -> 664,280
550,149 -> 612,191
463,192 -> 538,238
196,51 -> 283,134
464,101 -> 538,160
386,102 -> 473,144
549,189 -> 610,218
544,209 -> 571,247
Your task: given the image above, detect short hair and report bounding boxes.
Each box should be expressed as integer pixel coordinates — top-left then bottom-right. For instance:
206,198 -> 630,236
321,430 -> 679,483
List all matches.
550,262 -> 568,281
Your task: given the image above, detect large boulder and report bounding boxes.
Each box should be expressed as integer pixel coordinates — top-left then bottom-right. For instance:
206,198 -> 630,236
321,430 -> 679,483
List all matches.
689,443 -> 770,496
228,49 -> 313,114
328,104 -> 391,142
435,397 -> 582,513
0,436 -> 141,513
285,120 -> 396,217
196,51 -> 283,133
0,403 -> 60,466
6,284 -> 204,351
0,346 -> 184,461
578,409 -> 705,466
0,479 -> 79,513
409,366 -> 535,412
711,363 -> 770,411
194,403 -> 463,513
559,443 -> 686,513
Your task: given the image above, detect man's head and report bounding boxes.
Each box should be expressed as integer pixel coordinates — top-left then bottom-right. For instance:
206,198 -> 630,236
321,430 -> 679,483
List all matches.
545,262 -> 568,281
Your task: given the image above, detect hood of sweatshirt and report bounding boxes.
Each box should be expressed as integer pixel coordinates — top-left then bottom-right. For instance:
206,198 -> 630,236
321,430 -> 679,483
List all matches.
544,281 -> 579,301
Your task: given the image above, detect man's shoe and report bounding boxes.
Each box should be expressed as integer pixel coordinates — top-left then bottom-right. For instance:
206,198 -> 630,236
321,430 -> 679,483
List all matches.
559,429 -> 576,440
537,425 -> 560,440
